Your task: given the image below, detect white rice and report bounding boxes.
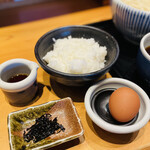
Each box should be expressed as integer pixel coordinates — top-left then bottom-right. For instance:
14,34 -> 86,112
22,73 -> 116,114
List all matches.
121,0 -> 150,11
43,36 -> 107,74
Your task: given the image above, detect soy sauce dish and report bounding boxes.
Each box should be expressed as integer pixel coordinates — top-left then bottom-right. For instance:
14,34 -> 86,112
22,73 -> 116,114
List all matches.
84,78 -> 150,134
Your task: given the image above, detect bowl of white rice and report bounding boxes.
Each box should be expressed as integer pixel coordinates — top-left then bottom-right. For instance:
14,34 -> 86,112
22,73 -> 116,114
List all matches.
35,25 -> 119,86
111,0 -> 150,45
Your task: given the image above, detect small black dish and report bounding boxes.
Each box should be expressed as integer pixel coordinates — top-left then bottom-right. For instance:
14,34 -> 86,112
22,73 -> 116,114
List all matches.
91,88 -> 138,126
34,25 -> 119,86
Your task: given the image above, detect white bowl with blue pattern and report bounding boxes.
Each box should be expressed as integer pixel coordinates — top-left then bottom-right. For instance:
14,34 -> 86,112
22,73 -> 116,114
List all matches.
111,0 -> 150,45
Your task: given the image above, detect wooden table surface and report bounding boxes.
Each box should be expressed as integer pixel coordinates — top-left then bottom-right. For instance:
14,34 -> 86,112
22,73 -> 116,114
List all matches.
0,6 -> 150,150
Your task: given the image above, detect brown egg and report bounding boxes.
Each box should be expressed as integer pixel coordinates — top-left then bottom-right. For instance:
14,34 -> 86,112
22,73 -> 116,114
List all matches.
109,87 -> 140,122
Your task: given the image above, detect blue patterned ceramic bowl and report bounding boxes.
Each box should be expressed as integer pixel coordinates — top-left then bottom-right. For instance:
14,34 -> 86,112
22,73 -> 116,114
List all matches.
111,0 -> 150,45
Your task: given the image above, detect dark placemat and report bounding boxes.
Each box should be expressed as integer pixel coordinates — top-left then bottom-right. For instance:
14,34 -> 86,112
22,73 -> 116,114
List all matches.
89,20 -> 150,97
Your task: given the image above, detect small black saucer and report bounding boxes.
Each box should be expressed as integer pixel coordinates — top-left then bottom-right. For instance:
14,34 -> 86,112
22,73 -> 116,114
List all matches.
91,88 -> 138,126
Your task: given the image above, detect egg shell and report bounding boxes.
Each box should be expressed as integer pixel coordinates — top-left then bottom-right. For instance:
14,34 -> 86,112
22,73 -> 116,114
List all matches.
109,87 -> 140,122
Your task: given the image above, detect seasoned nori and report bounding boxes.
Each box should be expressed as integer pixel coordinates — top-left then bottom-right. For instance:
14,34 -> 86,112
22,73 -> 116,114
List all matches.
23,113 -> 65,143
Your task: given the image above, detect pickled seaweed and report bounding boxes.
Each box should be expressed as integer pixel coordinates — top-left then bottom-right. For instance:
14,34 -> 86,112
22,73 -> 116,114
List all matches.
23,113 -> 65,143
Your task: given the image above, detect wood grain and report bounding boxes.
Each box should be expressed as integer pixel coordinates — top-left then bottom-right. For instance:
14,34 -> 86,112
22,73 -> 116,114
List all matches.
0,6 -> 150,150
0,0 -> 102,26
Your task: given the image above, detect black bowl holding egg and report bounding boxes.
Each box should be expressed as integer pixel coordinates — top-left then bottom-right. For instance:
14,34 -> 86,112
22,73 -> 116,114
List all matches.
85,78 -> 150,134
35,25 -> 119,86
91,87 -> 139,126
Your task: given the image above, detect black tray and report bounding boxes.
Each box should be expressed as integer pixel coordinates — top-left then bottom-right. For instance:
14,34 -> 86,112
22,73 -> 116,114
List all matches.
90,20 -> 150,97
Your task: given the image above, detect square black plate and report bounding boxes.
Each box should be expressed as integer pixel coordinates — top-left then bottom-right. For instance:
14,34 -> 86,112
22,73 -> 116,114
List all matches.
89,20 -> 150,97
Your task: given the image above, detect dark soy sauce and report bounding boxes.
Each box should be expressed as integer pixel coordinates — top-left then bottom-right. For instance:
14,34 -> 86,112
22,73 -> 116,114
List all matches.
146,46 -> 150,55
7,74 -> 28,83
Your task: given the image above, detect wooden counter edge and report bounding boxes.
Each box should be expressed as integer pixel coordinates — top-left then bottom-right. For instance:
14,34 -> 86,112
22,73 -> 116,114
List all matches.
0,6 -> 112,31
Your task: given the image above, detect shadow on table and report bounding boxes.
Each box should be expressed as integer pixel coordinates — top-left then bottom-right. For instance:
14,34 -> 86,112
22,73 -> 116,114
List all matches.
29,82 -> 44,103
86,113 -> 139,145
50,78 -> 90,102
42,70 -> 89,102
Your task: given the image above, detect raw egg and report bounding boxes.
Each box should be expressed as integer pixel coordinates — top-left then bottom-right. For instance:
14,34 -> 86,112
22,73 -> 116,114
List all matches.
109,87 -> 140,122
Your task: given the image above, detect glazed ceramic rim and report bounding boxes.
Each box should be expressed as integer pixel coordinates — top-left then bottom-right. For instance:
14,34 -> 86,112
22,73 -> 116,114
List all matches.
0,58 -> 39,92
84,78 -> 150,134
112,0 -> 150,14
35,25 -> 119,78
140,32 -> 150,61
